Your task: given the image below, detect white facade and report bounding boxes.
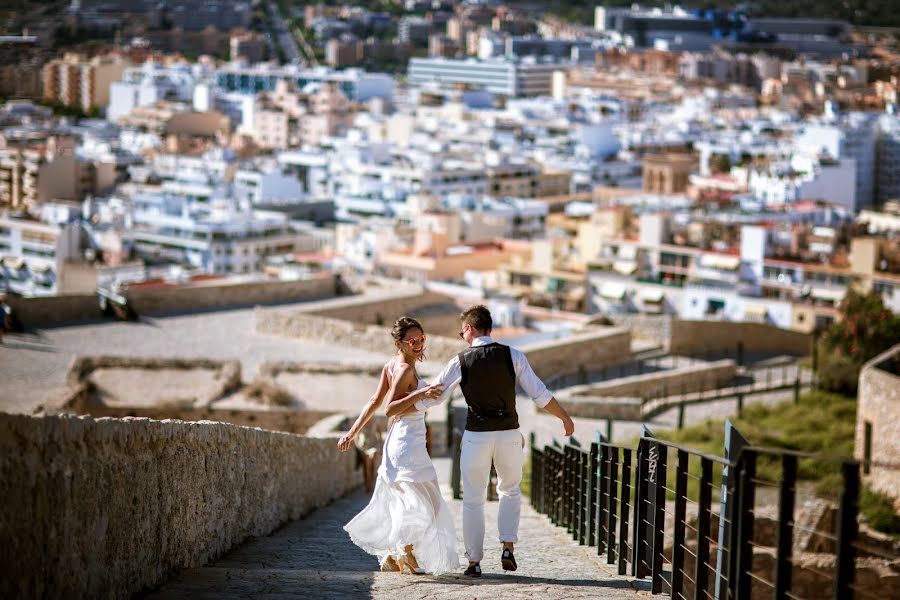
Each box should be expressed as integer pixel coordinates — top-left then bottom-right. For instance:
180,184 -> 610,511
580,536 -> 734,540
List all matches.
748,158 -> 857,211
408,57 -> 562,97
795,115 -> 878,211
108,62 -> 203,121
0,215 -> 86,296
126,193 -> 312,275
234,168 -> 306,205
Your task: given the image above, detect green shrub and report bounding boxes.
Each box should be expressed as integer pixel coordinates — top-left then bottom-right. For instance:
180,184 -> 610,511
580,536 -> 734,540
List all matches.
817,289 -> 900,394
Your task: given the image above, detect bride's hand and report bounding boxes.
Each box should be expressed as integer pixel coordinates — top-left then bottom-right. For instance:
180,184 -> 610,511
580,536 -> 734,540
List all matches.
423,384 -> 443,399
337,433 -> 354,452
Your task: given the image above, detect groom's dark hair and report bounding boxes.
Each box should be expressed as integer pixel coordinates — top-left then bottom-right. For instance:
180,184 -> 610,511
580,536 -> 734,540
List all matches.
460,305 -> 492,334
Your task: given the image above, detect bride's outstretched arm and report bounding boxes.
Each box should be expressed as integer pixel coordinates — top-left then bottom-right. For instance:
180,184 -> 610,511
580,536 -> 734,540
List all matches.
337,364 -> 391,452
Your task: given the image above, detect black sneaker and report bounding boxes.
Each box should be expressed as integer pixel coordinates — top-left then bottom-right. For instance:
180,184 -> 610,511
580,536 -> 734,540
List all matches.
501,548 -> 517,572
464,563 -> 482,577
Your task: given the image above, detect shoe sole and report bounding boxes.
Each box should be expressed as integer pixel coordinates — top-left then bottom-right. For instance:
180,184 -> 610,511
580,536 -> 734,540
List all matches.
501,557 -> 517,572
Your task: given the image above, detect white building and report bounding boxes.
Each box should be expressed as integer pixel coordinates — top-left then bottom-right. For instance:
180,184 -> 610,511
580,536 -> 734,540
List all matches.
214,64 -> 394,102
747,157 -> 857,211
795,114 -> 878,211
108,61 -> 206,121
0,213 -> 89,296
234,167 -> 306,206
125,193 -> 315,275
408,57 -> 563,97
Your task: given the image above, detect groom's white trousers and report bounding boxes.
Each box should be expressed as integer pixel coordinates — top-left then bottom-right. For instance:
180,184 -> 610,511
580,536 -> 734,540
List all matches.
460,428 -> 524,563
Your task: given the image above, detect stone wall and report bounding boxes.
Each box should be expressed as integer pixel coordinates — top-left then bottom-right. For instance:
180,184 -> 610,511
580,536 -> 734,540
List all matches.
55,389 -> 334,435
65,355 -> 242,407
569,359 -> 736,400
669,320 -> 812,357
0,413 -> 362,599
610,314 -> 673,348
301,286 -> 464,338
255,307 -> 464,364
555,395 -> 643,420
1,293 -> 101,327
1,276 -> 337,327
520,327 -> 632,380
125,274 -> 337,316
856,344 -> 900,511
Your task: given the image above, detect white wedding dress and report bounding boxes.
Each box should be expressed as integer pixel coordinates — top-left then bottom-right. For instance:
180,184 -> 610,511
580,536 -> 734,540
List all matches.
344,368 -> 461,575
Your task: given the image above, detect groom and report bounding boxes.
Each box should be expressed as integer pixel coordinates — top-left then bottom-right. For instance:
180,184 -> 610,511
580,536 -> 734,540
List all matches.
413,305 -> 575,577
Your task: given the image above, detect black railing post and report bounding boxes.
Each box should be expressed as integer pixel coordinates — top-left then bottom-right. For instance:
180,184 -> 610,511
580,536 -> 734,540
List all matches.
607,446 -> 620,565
574,448 -> 584,542
793,375 -> 801,405
775,454 -> 797,600
618,448 -> 632,576
597,444 -> 609,556
678,402 -> 686,430
671,449 -> 689,600
734,450 -> 757,600
737,392 -> 744,418
530,443 -> 537,509
559,444 -> 572,531
550,448 -> 565,526
587,442 -> 599,546
650,442 -> 668,594
693,457 -> 713,600
833,461 -> 860,600
568,446 -> 577,533
581,447 -> 591,545
633,439 -> 650,578
548,447 -> 559,525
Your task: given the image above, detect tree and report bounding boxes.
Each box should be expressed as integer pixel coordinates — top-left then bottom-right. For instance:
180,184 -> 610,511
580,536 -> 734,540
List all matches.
816,289 -> 900,395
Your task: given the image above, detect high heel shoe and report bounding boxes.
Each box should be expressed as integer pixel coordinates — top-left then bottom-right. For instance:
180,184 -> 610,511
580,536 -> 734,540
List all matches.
396,556 -> 425,575
380,556 -> 400,572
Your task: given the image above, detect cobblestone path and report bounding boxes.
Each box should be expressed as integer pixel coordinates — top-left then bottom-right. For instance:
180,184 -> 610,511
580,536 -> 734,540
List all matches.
146,459 -> 652,599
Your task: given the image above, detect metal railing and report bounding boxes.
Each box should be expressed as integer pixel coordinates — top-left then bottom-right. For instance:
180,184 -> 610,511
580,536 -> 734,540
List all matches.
529,429 -> 897,600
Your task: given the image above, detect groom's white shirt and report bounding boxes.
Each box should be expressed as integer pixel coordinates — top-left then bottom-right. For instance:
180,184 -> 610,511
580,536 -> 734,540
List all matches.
415,335 -> 553,412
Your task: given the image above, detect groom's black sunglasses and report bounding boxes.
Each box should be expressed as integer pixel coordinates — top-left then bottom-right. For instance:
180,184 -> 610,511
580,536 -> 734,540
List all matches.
458,324 -> 470,339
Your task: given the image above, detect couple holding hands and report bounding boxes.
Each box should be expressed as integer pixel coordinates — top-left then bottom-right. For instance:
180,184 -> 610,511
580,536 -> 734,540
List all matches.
338,305 -> 574,577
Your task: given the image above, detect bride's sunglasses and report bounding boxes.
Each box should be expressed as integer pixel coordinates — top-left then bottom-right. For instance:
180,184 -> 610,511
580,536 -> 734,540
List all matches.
402,334 -> 426,347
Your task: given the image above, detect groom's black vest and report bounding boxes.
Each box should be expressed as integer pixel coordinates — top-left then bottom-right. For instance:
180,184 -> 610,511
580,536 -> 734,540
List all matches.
459,342 -> 519,432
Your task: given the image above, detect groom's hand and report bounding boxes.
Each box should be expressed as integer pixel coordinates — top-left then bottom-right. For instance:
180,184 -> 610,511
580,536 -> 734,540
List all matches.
562,415 -> 575,437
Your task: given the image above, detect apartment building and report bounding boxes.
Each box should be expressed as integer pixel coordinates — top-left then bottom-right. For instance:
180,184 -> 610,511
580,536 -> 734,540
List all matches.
0,213 -> 89,296
486,163 -> 571,198
125,193 -> 315,275
214,64 -> 394,102
42,53 -> 131,113
408,57 -> 563,96
0,135 -> 114,209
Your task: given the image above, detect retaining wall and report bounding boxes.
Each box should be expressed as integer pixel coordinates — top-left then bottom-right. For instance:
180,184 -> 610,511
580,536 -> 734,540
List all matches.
520,327 -> 632,380
856,345 -> 900,511
0,413 -> 362,599
255,307 -> 464,363
125,274 -> 337,316
1,293 -> 101,326
669,320 -> 812,357
569,359 -> 736,400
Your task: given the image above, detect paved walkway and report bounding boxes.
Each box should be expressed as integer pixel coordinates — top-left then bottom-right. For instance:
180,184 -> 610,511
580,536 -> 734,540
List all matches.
145,459 -> 651,599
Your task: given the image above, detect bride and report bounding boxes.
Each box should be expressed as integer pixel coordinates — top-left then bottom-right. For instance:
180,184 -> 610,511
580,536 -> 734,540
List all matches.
338,317 -> 461,575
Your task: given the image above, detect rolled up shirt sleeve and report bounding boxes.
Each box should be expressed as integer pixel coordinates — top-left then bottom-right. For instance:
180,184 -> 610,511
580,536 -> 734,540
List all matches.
510,347 -> 553,408
415,355 -> 462,412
